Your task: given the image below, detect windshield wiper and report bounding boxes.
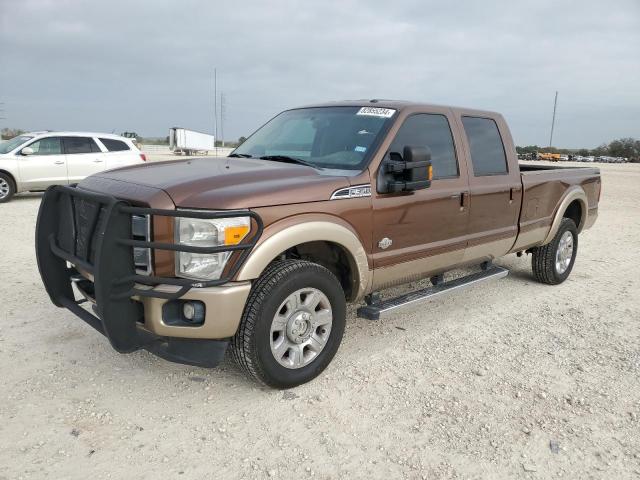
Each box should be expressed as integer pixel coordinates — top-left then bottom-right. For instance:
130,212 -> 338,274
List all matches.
259,155 -> 320,169
228,153 -> 253,158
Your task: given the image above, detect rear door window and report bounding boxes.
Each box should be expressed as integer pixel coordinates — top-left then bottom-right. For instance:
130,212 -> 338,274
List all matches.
63,136 -> 101,154
461,117 -> 508,176
389,114 -> 459,179
27,137 -> 62,156
99,138 -> 130,152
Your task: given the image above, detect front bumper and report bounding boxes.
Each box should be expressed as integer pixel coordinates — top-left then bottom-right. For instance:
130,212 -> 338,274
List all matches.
136,282 -> 251,338
35,185 -> 262,368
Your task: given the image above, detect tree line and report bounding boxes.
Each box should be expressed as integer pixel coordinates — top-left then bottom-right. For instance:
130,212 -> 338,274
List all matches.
517,137 -> 640,161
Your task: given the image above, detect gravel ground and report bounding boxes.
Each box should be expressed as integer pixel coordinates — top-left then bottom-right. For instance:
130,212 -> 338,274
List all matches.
1,162 -> 638,480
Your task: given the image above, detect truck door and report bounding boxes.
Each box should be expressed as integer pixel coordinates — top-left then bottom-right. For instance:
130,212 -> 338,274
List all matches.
17,136 -> 68,190
63,136 -> 107,183
456,115 -> 522,263
371,110 -> 470,290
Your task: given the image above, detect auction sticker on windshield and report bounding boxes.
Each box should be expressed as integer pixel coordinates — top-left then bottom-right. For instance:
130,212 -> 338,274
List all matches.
356,107 -> 396,118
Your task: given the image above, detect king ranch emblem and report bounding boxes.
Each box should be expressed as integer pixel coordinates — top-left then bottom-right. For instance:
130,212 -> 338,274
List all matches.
378,237 -> 393,250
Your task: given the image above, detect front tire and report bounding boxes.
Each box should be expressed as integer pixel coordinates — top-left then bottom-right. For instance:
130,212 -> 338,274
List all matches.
0,173 -> 16,203
531,218 -> 578,285
231,260 -> 346,388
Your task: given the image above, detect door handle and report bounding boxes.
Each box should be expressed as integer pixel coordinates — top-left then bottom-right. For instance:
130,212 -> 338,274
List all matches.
54,160 -> 65,165
93,159 -> 104,163
509,186 -> 521,203
451,192 -> 469,211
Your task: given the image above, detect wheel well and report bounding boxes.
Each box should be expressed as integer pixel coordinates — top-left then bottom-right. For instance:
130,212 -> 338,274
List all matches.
275,241 -> 356,301
0,170 -> 16,189
563,200 -> 583,230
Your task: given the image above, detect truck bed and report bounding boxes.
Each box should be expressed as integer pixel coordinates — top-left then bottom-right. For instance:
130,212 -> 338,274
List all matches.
513,163 -> 600,251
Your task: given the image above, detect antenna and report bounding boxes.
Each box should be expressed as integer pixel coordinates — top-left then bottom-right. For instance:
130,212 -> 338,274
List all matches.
549,91 -> 558,148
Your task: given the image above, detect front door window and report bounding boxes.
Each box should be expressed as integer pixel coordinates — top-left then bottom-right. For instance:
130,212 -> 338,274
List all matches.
27,137 -> 62,155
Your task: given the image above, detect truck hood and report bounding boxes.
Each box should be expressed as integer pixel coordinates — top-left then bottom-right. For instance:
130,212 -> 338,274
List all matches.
83,157 -> 351,209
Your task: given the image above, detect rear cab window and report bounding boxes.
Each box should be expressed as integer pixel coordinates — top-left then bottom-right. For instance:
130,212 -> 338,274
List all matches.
461,116 -> 508,176
63,136 -> 101,154
99,138 -> 130,152
389,113 -> 459,179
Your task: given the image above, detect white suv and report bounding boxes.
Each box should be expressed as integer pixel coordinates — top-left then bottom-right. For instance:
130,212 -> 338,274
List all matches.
0,132 -> 146,202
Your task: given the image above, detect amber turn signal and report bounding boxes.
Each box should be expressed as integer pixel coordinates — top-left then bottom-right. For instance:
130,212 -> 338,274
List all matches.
224,225 -> 250,245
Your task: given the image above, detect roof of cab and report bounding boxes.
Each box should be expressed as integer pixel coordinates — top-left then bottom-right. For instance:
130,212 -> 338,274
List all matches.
295,99 -> 502,118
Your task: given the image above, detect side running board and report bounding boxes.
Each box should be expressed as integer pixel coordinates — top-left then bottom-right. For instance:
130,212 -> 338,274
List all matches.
357,266 -> 509,320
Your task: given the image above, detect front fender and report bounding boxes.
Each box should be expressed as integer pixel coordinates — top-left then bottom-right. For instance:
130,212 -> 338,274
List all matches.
236,215 -> 371,301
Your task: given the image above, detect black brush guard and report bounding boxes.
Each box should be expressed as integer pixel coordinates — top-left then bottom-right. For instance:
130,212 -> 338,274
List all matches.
35,185 -> 263,367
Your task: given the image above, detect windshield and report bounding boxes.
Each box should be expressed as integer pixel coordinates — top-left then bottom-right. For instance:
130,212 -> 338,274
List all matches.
232,106 -> 396,170
0,135 -> 34,154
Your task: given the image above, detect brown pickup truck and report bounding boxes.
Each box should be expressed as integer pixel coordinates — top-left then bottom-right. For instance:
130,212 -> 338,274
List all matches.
36,100 -> 601,388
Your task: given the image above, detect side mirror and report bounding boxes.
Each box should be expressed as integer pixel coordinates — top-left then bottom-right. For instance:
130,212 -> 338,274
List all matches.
377,145 -> 432,193
21,146 -> 34,156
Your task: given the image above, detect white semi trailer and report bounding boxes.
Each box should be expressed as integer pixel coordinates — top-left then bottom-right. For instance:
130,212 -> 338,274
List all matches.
169,128 -> 215,155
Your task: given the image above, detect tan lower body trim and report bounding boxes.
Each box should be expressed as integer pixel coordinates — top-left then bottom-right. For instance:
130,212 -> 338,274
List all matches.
541,188 -> 588,245
138,282 -> 251,339
461,236 -> 515,263
584,207 -> 598,230
75,265 -> 250,339
372,248 -> 462,291
371,237 -> 514,291
509,226 -> 549,252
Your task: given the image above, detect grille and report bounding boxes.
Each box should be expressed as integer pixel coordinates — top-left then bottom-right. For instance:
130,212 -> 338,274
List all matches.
131,215 -> 152,274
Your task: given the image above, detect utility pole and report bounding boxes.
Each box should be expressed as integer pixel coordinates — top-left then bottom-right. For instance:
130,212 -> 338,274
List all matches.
549,91 -> 558,148
220,93 -> 226,148
213,68 -> 218,155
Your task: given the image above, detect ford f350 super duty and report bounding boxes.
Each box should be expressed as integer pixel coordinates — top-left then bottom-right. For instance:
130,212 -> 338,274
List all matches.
36,100 -> 600,388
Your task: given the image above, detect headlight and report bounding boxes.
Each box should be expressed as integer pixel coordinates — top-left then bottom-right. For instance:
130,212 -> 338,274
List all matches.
175,215 -> 250,280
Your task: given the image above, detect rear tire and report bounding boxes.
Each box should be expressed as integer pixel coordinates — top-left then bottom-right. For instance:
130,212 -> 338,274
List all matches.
0,173 -> 16,203
231,260 -> 346,388
531,218 -> 578,285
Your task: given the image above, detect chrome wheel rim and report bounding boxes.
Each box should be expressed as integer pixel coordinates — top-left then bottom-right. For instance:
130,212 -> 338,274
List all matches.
555,231 -> 574,274
0,178 -> 9,199
270,288 -> 333,369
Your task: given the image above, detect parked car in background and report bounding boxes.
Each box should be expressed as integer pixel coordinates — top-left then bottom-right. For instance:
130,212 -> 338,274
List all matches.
0,132 -> 146,202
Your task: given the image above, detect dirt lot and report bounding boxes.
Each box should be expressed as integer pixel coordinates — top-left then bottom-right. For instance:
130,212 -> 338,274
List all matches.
1,162 -> 638,480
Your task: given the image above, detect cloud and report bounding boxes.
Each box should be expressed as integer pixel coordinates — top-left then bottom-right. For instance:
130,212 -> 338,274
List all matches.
1,0 -> 638,147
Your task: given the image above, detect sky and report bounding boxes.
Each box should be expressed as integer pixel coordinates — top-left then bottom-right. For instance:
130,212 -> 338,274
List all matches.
0,0 -> 638,148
